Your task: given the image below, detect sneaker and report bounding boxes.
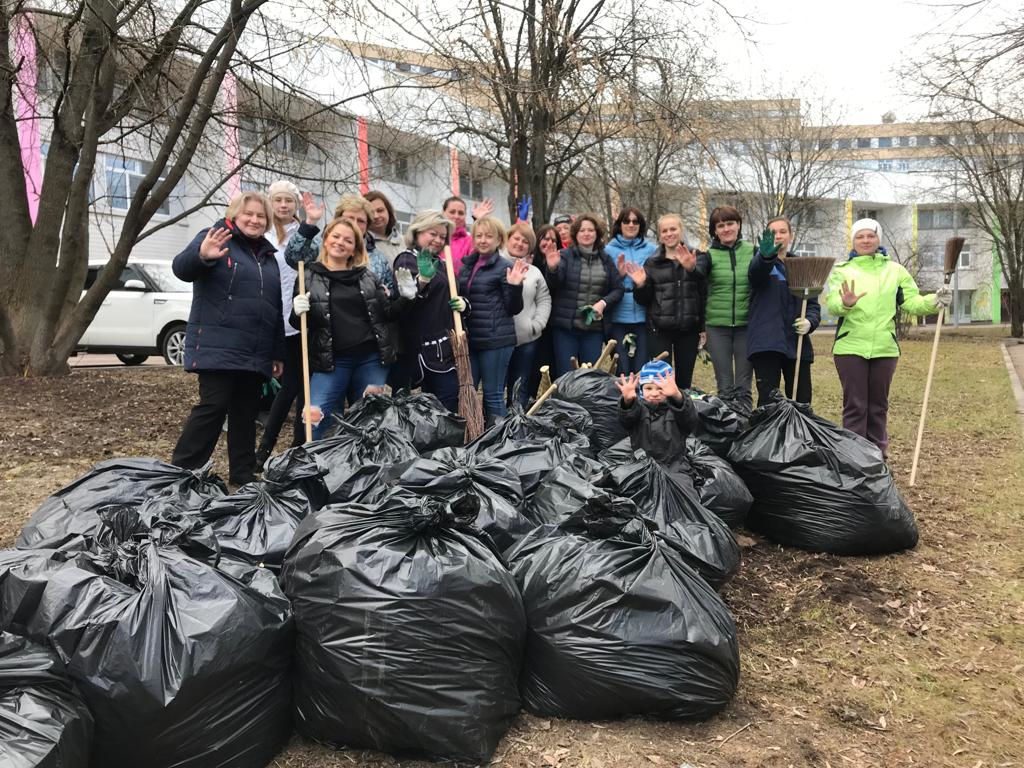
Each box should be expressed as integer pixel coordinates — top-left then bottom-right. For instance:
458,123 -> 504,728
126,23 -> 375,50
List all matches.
254,446 -> 270,473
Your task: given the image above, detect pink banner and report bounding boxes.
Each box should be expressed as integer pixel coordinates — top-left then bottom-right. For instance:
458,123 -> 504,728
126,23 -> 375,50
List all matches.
14,14 -> 42,224
223,72 -> 241,199
357,117 -> 369,194
449,146 -> 459,195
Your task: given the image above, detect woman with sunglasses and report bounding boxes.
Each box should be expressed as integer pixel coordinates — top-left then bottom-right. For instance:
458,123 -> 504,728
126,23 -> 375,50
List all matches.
606,207 -> 657,374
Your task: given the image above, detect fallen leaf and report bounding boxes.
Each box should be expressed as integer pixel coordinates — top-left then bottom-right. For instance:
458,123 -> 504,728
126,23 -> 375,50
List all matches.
645,755 -> 663,765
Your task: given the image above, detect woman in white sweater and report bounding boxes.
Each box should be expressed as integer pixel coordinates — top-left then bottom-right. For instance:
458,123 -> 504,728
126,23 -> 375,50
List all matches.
505,221 -> 552,407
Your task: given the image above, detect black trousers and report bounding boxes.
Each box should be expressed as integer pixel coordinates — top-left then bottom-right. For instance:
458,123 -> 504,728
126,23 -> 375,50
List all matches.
646,329 -> 700,389
258,334 -> 305,454
172,370 -> 263,484
750,351 -> 812,406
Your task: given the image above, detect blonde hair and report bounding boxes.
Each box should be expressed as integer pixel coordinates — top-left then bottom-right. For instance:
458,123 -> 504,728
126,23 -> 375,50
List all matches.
318,218 -> 368,269
471,216 -> 507,250
507,221 -> 537,251
334,194 -> 374,222
225,191 -> 273,231
656,213 -> 684,235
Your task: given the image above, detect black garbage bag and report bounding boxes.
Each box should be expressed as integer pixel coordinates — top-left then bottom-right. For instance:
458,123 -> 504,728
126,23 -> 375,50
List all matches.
339,390 -> 466,451
199,480 -> 314,571
686,389 -> 751,458
507,504 -> 740,721
0,538 -> 293,768
685,437 -> 753,529
469,395 -> 593,454
0,632 -> 92,768
16,458 -> 225,550
551,368 -> 627,450
281,490 -> 525,763
727,395 -> 918,554
535,455 -> 740,589
397,447 -> 533,552
474,438 -> 603,501
262,446 -> 330,509
97,503 -> 222,566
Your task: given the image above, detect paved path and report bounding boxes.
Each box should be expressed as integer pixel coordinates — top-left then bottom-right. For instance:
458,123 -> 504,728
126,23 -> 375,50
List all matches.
69,354 -> 168,369
1002,339 -> 1024,437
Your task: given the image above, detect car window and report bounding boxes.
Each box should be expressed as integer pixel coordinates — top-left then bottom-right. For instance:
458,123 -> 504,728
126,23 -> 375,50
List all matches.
117,266 -> 145,290
142,263 -> 190,292
83,267 -> 99,290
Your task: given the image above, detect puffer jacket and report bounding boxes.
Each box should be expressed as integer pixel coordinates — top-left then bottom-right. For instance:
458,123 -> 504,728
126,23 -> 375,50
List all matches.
618,394 -> 699,466
825,248 -> 938,359
291,262 -> 408,371
696,238 -> 755,327
513,261 -> 552,345
458,250 -> 524,350
605,234 -> 657,324
544,246 -> 624,332
747,251 -> 821,361
173,218 -> 285,377
633,246 -> 706,334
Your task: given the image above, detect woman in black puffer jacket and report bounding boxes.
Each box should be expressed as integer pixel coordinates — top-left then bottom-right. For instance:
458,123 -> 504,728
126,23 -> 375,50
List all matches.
543,213 -> 624,375
289,217 -> 413,439
628,214 -> 706,389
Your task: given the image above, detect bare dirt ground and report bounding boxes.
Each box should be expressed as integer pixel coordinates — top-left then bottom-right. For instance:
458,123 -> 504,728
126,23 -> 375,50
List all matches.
1,337 -> 1022,768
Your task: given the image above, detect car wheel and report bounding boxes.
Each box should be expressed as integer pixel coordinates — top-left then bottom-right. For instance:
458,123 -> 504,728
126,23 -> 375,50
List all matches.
116,353 -> 149,366
162,324 -> 187,366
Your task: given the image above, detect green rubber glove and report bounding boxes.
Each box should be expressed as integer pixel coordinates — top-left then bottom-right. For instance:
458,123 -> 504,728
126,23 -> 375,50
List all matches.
578,304 -> 598,326
758,227 -> 781,259
416,249 -> 439,279
449,296 -> 467,313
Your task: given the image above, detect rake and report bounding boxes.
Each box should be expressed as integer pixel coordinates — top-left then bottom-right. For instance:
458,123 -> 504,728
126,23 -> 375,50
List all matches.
784,255 -> 836,400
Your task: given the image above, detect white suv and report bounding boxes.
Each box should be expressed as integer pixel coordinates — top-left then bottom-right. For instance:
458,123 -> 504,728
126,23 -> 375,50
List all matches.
77,260 -> 192,366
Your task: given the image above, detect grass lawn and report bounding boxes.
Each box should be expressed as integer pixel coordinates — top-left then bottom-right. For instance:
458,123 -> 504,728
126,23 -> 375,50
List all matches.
1,336 -> 1022,767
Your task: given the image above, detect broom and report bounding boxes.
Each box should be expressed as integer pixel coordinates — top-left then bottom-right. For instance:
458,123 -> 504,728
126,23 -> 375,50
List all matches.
443,245 -> 484,442
784,255 -> 836,401
910,236 -> 964,486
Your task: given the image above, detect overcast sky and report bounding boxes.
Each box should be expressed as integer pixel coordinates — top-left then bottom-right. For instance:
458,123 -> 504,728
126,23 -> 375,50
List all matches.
711,0 -> 1010,124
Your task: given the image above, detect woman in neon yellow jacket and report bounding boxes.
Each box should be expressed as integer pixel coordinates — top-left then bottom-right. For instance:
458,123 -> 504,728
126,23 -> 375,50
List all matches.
826,218 -> 951,457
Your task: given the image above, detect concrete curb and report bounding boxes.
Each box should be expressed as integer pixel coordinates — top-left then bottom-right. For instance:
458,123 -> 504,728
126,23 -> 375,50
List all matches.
1000,341 -> 1024,439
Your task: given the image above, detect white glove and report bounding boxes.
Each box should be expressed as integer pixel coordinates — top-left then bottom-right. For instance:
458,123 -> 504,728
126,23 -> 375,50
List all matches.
934,286 -> 953,308
395,267 -> 417,299
293,292 -> 310,316
793,317 -> 811,335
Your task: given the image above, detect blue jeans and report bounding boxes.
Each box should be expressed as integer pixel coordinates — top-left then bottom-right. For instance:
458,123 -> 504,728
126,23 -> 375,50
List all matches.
308,350 -> 389,439
469,345 -> 514,421
552,328 -> 605,377
507,339 -> 540,407
609,322 -> 647,375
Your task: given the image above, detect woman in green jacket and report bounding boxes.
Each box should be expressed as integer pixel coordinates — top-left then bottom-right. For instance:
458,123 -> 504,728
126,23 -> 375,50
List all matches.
826,218 -> 951,458
696,205 -> 754,399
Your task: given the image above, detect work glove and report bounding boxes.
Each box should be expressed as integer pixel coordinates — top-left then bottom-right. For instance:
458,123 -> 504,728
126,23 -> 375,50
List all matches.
293,292 -> 310,316
578,304 -> 599,326
416,249 -> 439,279
793,317 -> 811,335
395,268 -> 417,299
934,286 -> 953,308
449,296 -> 468,313
757,227 -> 781,259
516,195 -> 533,221
623,332 -> 638,358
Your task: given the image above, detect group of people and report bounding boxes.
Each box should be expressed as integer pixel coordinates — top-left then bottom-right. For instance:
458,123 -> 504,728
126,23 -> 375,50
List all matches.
167,182 -> 952,486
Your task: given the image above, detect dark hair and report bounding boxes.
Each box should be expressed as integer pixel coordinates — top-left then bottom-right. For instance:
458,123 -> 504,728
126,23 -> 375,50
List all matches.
534,224 -> 562,261
442,196 -> 465,212
708,205 -> 743,239
612,206 -> 647,240
570,213 -> 606,251
365,190 -> 397,235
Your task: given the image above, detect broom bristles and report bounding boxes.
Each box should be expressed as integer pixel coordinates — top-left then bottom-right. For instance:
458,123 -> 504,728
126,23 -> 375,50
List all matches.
450,329 -> 484,441
785,255 -> 836,298
943,236 -> 965,274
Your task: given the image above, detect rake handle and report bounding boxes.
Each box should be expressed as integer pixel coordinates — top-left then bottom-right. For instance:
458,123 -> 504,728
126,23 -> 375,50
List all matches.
909,304 -> 945,486
527,383 -> 558,416
298,261 -> 313,444
792,297 -> 808,401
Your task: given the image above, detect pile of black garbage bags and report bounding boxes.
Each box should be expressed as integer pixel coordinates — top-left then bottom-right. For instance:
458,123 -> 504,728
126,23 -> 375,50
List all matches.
1,375 -> 918,767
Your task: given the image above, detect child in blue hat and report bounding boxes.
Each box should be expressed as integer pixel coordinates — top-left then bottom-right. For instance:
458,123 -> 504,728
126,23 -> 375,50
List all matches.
616,358 -> 698,465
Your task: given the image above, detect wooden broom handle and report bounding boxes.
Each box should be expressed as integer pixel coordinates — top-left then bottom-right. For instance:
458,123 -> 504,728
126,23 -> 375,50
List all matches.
442,245 -> 464,336
910,305 -> 945,486
527,383 -> 558,416
298,261 -> 313,444
792,297 -> 808,401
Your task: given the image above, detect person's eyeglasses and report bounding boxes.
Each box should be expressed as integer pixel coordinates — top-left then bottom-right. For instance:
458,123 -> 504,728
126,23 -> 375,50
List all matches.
623,218 -> 640,224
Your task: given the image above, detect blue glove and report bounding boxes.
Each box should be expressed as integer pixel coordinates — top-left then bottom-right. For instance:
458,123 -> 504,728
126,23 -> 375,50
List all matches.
516,195 -> 532,221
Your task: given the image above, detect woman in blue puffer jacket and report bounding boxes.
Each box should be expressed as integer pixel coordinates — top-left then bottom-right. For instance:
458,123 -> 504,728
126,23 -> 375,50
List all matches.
605,206 -> 657,374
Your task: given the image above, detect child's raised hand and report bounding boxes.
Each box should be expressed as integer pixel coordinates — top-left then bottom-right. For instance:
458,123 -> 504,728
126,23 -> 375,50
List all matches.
616,372 -> 639,403
656,370 -> 681,401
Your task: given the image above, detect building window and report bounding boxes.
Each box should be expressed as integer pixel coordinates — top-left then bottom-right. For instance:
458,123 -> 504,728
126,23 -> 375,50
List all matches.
919,208 -> 967,229
857,137 -> 871,148
959,244 -> 971,269
459,172 -> 485,200
914,135 -> 932,147
895,160 -> 909,171
374,148 -> 411,183
836,138 -> 851,150
105,155 -> 170,215
877,160 -> 892,171
818,139 -> 833,151
857,208 -> 878,220
878,136 -> 893,148
792,243 -> 818,257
